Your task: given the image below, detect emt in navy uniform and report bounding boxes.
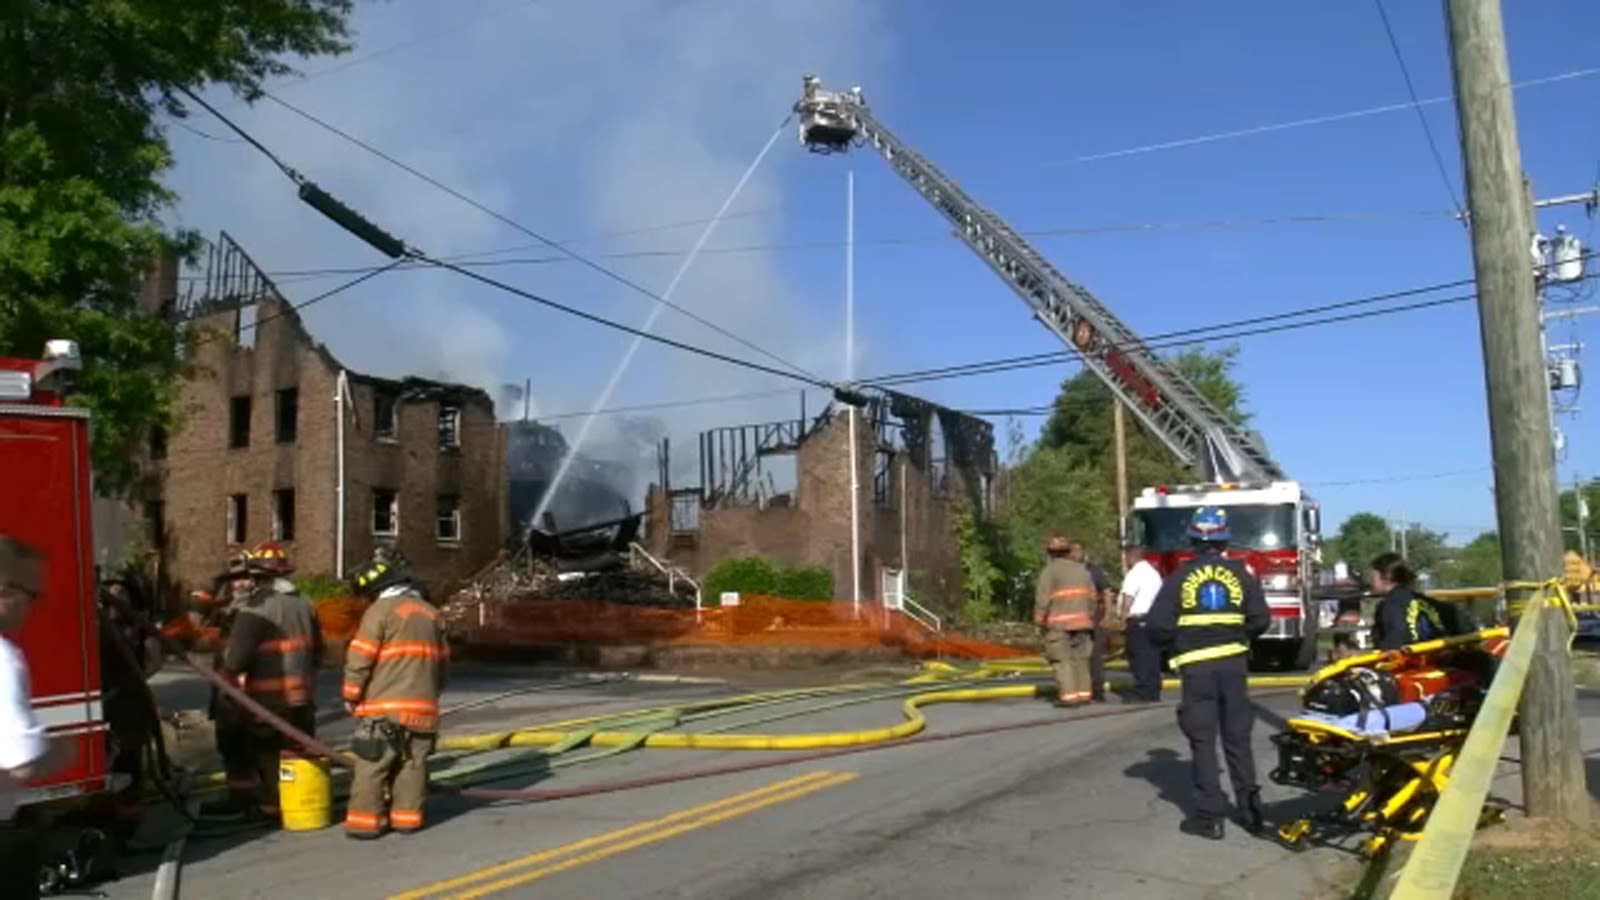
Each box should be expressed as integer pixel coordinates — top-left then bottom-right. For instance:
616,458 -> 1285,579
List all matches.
1147,507 -> 1270,840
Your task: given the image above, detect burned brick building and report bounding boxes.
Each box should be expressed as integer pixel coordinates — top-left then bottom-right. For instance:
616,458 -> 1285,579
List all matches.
643,390 -> 997,616
151,233 -> 505,594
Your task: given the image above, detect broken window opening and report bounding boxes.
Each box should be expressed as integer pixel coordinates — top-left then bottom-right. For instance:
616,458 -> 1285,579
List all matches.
873,449 -> 894,506
228,396 -> 252,449
276,388 -> 299,444
928,416 -> 949,497
438,405 -> 461,450
436,495 -> 461,543
374,392 -> 399,441
273,489 -> 296,542
670,492 -> 701,533
235,302 -> 258,349
372,488 -> 399,536
227,494 -> 248,545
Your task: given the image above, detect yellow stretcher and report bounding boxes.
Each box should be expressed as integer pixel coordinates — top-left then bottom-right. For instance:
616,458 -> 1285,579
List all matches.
1269,629 -> 1510,859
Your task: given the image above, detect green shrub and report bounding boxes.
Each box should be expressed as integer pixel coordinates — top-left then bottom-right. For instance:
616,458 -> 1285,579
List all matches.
294,573 -> 351,600
701,556 -> 779,604
774,565 -> 834,601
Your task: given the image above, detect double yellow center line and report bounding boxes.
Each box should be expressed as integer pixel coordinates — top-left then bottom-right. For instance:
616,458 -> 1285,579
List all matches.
390,769 -> 859,899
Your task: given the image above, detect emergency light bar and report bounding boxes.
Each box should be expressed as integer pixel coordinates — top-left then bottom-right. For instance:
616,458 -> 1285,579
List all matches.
0,371 -> 31,401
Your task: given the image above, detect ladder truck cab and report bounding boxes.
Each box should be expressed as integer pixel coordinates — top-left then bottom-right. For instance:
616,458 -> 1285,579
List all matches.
1,341 -> 127,891
794,75 -> 1326,669
1131,481 -> 1323,670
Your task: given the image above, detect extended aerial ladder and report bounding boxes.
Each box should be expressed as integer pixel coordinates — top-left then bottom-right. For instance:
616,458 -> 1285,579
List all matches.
793,75 -> 1282,484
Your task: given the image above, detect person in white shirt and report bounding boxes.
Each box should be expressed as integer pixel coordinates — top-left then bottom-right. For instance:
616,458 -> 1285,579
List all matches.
1119,544 -> 1166,702
0,537 -> 72,899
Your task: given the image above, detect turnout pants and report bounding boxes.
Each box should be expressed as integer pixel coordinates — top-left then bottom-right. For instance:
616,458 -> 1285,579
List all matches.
346,730 -> 437,836
1042,629 -> 1095,703
1089,626 -> 1107,701
1124,618 -> 1163,702
218,704 -> 317,816
1176,658 -> 1257,823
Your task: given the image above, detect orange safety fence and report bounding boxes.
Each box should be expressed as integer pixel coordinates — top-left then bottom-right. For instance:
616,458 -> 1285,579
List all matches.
458,596 -> 1029,661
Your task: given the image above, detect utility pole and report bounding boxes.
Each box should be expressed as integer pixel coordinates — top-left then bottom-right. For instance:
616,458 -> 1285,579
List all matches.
1113,401 -> 1129,544
1445,0 -> 1587,825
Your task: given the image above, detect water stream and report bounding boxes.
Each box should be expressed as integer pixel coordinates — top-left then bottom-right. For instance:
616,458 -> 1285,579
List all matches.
531,121 -> 793,530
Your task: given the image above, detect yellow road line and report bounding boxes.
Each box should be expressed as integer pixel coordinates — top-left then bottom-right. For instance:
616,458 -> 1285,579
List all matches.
449,771 -> 860,899
388,769 -> 853,900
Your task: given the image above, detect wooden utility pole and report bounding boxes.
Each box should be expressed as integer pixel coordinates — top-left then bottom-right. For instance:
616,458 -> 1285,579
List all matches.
1113,400 -> 1129,544
1445,0 -> 1587,824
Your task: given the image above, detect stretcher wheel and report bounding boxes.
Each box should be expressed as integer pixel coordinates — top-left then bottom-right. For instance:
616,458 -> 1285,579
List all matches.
1276,819 -> 1311,851
1358,834 -> 1390,860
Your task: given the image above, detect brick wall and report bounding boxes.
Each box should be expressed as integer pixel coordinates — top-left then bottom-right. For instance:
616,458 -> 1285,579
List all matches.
645,412 -> 980,612
158,295 -> 503,597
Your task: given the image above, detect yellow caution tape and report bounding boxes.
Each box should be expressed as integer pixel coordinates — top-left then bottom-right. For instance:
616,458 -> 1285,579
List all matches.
1389,580 -> 1572,900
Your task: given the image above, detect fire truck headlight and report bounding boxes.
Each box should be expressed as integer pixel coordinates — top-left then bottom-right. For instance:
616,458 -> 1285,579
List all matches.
1267,574 -> 1293,591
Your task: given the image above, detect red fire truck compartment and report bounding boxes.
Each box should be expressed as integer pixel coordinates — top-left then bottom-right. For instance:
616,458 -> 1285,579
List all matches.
0,355 -> 111,812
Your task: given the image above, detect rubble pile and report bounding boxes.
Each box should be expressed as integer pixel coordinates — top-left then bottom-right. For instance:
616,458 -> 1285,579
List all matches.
441,552 -> 696,634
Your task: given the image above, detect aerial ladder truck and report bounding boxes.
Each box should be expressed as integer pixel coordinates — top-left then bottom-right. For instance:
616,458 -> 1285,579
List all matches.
795,75 -> 1324,670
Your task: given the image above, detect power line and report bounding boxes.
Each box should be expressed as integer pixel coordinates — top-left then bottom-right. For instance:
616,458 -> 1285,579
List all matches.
1307,466 -> 1493,487
190,260 -> 404,346
1372,0 -> 1465,214
259,91 -> 820,381
220,207 -> 1461,287
180,86 -> 842,395
524,271 -> 1594,424
1049,64 -> 1600,166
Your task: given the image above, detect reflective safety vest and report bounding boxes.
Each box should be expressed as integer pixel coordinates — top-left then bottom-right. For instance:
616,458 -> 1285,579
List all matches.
342,586 -> 450,731
223,586 -> 321,710
1162,557 -> 1264,670
1034,558 -> 1097,631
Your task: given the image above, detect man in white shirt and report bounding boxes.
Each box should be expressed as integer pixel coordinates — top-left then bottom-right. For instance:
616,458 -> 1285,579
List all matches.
1,537 -> 72,899
1119,544 -> 1166,702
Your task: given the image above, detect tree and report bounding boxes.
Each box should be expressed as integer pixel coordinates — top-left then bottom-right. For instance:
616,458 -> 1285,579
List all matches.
1558,481 -> 1600,556
0,1 -> 357,490
1330,513 -> 1391,573
1040,344 -> 1250,490
1432,532 -> 1502,590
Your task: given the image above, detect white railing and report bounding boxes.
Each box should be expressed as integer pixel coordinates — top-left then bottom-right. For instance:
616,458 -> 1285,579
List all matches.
882,567 -> 940,632
628,542 -> 703,611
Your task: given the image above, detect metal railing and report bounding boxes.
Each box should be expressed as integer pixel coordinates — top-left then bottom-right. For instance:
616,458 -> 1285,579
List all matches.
628,542 -> 702,612
899,596 -> 942,633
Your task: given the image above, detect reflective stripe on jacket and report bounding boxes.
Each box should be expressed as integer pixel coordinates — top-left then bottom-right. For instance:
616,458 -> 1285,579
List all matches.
342,586 -> 450,731
1034,557 -> 1097,631
1147,552 -> 1270,670
223,586 -> 322,710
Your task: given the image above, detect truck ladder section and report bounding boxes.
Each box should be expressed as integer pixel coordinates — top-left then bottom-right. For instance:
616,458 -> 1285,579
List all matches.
793,76 -> 1283,483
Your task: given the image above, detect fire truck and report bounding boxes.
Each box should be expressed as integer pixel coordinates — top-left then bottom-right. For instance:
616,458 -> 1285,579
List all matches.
794,76 -> 1324,669
1,340 -> 126,888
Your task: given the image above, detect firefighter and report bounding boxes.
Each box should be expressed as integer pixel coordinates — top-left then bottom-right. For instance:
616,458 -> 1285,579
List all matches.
342,551 -> 449,839
1369,553 -> 1471,651
213,541 -> 322,822
1147,507 -> 1270,840
1033,534 -> 1098,707
1068,540 -> 1114,703
198,550 -> 261,821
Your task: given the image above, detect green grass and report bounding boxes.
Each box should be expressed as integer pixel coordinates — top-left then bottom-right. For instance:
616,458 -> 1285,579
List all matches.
1454,844 -> 1600,899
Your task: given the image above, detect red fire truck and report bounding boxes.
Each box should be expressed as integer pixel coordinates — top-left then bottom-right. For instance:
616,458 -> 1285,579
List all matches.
1130,480 -> 1323,670
0,340 -> 123,886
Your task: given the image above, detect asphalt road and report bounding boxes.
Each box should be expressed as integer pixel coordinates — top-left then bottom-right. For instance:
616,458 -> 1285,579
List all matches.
94,668 -> 1600,900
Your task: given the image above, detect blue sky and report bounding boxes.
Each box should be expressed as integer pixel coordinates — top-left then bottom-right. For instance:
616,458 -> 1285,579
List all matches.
166,0 -> 1600,545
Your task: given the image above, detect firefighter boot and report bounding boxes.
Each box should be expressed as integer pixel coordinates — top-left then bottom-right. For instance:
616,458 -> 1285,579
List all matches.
1238,788 -> 1266,836
1180,817 -> 1225,841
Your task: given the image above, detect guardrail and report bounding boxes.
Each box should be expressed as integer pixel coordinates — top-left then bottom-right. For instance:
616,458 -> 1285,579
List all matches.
899,596 -> 942,633
1386,581 -> 1578,900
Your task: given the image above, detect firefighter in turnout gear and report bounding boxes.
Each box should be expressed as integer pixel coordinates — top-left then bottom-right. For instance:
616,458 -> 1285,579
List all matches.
342,551 -> 449,839
213,542 -> 323,821
1034,534 -> 1098,707
198,549 -> 264,821
1147,507 -> 1270,840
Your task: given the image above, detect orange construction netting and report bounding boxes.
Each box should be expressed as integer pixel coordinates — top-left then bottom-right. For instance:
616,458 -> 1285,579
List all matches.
458,595 -> 1028,661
